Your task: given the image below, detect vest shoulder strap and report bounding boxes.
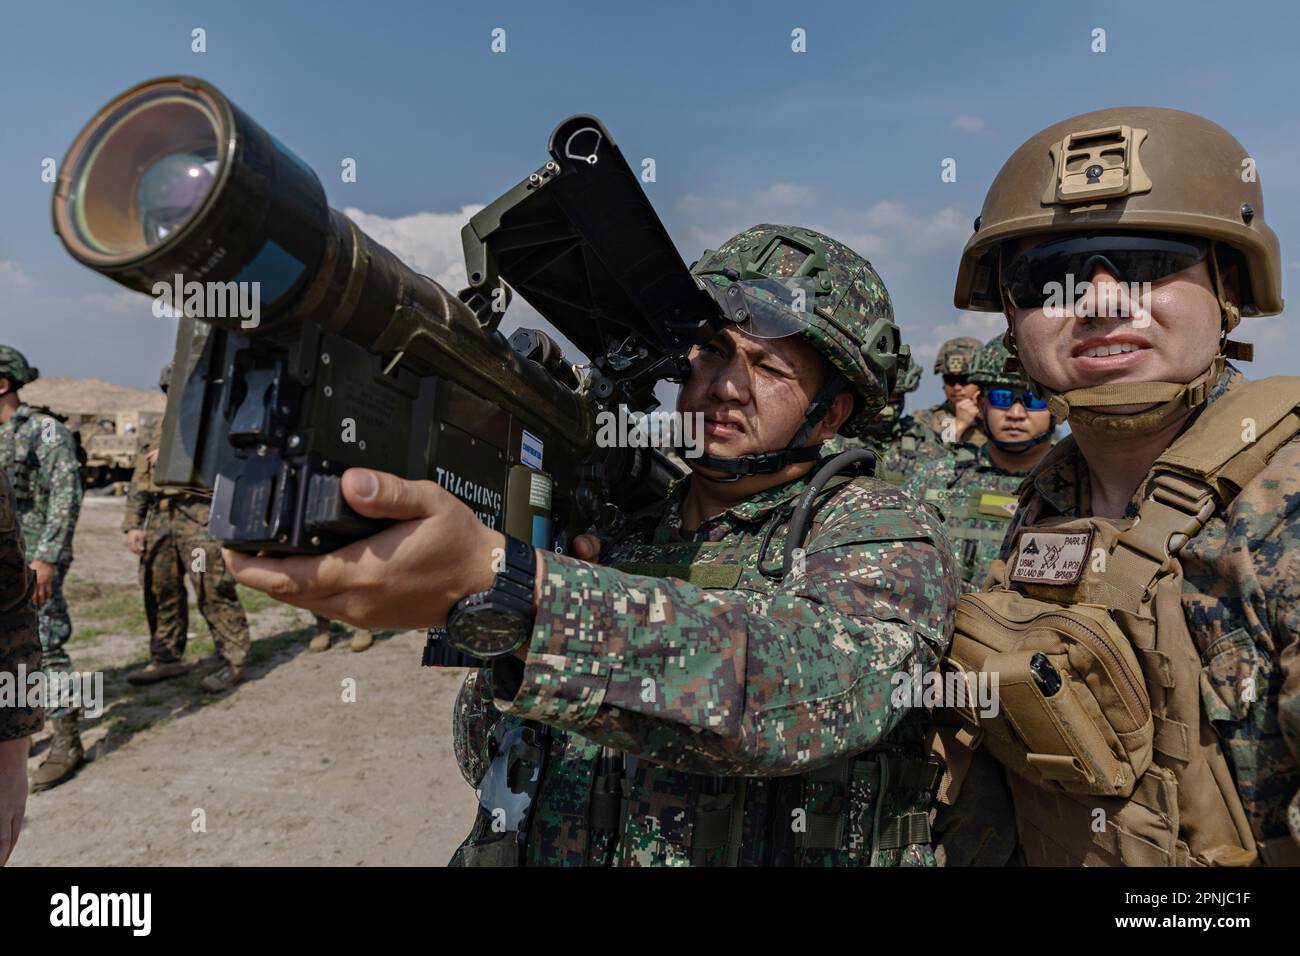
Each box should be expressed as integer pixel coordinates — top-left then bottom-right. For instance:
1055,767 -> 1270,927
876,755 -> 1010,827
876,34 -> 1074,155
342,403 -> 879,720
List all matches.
1156,376 -> 1300,503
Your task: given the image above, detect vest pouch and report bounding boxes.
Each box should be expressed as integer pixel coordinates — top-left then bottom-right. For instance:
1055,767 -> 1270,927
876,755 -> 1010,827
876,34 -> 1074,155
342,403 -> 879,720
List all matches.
949,590 -> 1153,799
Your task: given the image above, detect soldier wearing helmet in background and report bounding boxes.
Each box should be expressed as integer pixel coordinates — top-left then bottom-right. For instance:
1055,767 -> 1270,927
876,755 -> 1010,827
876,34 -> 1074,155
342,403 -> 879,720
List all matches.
824,349 -> 936,484
938,108 -> 1300,866
0,346 -> 85,791
226,224 -> 960,866
903,336 -> 1056,592
913,337 -> 987,448
122,362 -> 251,694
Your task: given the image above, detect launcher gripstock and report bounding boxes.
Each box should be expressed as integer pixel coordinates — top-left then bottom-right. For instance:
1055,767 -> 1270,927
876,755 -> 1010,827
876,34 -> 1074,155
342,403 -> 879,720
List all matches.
52,75 -> 721,575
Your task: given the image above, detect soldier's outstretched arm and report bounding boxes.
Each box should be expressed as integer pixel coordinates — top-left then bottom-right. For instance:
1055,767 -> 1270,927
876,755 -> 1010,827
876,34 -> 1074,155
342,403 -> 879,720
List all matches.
30,424 -> 83,564
492,486 -> 959,777
226,469 -> 959,778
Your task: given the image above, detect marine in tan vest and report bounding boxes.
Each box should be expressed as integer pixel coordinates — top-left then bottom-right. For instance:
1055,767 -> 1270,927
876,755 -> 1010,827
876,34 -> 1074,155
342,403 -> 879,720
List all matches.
937,107 -> 1300,866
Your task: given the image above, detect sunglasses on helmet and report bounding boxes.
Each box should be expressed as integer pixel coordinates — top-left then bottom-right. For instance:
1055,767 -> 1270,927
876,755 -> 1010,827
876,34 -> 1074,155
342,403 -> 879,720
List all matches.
1001,233 -> 1210,309
987,388 -> 1049,411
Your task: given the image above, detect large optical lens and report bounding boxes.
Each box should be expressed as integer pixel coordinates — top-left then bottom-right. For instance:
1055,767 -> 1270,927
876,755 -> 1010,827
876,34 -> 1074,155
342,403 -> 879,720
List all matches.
137,150 -> 220,245
64,88 -> 222,259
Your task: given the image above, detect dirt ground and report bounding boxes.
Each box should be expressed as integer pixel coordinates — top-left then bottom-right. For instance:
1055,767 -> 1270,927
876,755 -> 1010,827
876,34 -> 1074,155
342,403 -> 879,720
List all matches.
9,497 -> 476,866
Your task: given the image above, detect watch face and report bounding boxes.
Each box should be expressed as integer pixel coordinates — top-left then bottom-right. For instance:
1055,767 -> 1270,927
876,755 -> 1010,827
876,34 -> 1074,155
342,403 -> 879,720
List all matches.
448,609 -> 530,659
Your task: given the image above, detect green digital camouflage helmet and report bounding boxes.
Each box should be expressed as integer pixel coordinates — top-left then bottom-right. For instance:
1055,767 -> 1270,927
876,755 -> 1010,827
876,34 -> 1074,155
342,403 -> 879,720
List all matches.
691,224 -> 905,439
932,337 -> 982,376
967,336 -> 1027,390
0,345 -> 39,389
892,353 -> 922,397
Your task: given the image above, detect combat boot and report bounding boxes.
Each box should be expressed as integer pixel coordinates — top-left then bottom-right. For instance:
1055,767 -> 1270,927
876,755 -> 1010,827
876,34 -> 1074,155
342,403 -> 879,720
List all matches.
31,715 -> 85,792
350,630 -> 374,653
309,618 -> 332,653
199,665 -> 244,694
125,660 -> 191,685
193,654 -> 224,677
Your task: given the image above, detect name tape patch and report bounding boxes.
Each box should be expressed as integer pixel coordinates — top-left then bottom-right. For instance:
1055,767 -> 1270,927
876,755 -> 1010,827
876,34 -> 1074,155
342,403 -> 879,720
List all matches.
1009,528 -> 1093,585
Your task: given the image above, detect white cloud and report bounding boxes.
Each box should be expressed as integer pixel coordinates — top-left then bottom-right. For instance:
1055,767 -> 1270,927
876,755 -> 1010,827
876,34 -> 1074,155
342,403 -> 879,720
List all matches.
756,182 -> 814,205
861,200 -> 970,251
0,259 -> 33,291
952,114 -> 986,133
913,311 -> 1005,367
342,204 -> 485,291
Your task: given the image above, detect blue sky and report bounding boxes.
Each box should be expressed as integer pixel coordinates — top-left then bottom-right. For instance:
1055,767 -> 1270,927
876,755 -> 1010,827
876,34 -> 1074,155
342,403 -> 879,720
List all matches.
2,0 -> 1297,408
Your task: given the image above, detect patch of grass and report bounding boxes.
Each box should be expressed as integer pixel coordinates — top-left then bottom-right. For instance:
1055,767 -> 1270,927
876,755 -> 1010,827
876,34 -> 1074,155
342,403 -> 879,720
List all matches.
64,578 -> 148,642
237,585 -> 280,615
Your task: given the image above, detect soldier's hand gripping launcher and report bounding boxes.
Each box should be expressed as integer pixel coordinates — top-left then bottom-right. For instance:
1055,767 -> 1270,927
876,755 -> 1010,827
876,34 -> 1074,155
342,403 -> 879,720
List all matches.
52,76 -> 722,561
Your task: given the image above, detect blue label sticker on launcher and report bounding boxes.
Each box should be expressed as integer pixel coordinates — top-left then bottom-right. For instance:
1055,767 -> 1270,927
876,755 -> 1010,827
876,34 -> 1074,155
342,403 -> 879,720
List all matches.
531,515 -> 552,549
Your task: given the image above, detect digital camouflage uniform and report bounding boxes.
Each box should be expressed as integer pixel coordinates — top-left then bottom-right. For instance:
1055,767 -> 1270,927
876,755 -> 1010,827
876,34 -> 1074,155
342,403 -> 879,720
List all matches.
0,469 -> 43,742
451,464 -> 960,866
1000,367 -> 1300,854
903,444 -> 1027,593
904,337 -> 1053,592
0,402 -> 84,715
914,337 -> 986,449
124,420 -> 249,670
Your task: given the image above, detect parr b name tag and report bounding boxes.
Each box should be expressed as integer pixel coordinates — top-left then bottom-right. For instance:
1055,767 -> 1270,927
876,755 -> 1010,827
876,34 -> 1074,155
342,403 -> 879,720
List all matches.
1009,529 -> 1093,585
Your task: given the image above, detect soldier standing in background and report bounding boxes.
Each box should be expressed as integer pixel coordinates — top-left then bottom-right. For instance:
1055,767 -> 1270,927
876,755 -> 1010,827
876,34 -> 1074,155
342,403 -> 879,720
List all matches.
123,364 -> 251,694
0,468 -> 43,863
912,337 -> 987,448
309,614 -> 373,654
0,346 -> 85,791
866,356 -> 940,485
903,337 -> 1055,591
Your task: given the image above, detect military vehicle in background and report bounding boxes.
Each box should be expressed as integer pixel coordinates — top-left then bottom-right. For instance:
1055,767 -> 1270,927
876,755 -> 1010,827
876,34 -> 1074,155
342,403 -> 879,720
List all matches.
19,377 -> 166,490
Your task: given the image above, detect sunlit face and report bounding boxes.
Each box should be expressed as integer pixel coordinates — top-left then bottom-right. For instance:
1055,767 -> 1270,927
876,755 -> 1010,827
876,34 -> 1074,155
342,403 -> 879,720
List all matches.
1006,236 -> 1224,407
678,327 -> 845,463
942,376 -> 979,407
980,391 -> 1053,445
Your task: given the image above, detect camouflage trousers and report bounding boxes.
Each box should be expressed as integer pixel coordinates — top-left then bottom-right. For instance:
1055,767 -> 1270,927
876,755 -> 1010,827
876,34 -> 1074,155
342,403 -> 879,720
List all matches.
33,555 -> 76,718
140,497 -> 249,669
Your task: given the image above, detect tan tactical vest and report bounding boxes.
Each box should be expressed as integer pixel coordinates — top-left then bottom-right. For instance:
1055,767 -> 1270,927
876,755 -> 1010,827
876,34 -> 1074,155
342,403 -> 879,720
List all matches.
939,377 -> 1300,866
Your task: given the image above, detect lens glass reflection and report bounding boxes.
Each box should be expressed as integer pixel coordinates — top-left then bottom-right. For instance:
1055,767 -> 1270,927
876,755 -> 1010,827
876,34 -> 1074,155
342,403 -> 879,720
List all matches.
66,88 -> 221,258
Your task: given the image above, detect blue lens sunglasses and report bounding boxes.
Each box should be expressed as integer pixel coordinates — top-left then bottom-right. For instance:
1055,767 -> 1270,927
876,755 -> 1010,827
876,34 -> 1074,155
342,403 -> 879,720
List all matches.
987,387 -> 1049,411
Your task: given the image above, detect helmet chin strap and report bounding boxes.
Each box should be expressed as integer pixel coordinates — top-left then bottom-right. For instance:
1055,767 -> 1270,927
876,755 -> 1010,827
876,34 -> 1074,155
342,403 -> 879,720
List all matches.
987,420 -> 1056,453
690,372 -> 845,482
1023,245 -> 1252,434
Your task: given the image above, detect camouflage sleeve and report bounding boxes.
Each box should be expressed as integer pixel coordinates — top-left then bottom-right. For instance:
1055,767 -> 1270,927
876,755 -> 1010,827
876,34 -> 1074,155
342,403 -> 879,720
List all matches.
122,442 -> 154,532
30,419 -> 84,563
1256,444 -> 1300,797
497,483 -> 960,777
0,472 -> 43,740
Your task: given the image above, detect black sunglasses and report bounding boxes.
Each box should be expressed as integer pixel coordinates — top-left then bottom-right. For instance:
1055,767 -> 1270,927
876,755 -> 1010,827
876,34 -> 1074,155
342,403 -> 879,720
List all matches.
1001,232 -> 1210,309
942,374 -> 969,387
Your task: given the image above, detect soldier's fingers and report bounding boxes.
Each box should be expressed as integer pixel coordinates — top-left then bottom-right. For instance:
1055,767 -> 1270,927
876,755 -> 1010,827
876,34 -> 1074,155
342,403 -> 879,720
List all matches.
341,469 -> 443,522
572,533 -> 601,561
223,549 -> 338,605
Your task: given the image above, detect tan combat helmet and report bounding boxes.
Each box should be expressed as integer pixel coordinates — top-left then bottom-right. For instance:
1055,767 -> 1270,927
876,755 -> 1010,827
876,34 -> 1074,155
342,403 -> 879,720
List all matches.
954,107 -> 1283,431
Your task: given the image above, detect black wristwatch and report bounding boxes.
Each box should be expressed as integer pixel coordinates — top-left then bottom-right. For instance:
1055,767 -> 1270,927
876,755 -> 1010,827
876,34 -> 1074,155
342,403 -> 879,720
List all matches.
445,535 -> 537,659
